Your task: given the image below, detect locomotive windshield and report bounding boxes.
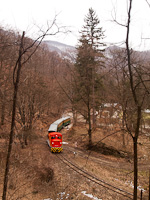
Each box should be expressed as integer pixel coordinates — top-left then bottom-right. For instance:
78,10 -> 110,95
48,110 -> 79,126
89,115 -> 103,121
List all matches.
51,136 -> 61,139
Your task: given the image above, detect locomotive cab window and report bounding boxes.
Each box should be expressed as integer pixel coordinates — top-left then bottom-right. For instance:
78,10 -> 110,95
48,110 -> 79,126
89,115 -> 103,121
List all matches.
51,136 -> 56,139
57,136 -> 61,139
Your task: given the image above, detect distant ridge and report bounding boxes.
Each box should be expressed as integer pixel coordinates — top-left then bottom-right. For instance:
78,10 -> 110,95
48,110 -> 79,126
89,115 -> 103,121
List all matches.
43,40 -> 150,62
43,40 -> 75,53
43,40 -> 76,62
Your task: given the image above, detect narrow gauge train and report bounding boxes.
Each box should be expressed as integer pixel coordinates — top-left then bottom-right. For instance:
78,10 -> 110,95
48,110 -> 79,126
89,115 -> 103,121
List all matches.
47,116 -> 71,153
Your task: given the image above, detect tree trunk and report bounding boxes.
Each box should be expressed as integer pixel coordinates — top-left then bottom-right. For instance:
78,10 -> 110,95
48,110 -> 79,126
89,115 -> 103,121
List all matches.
122,110 -> 126,147
72,107 -> 77,125
88,105 -> 92,147
149,169 -> 150,200
2,31 -> 25,200
133,137 -> 138,200
1,102 -> 5,125
92,81 -> 96,127
0,92 -> 6,126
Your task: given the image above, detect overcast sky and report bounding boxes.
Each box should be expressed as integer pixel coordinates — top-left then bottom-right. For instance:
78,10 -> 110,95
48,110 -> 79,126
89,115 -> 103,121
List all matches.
0,0 -> 150,51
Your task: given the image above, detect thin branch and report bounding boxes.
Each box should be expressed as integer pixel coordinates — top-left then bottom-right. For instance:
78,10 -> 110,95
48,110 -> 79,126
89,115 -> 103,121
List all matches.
145,0 -> 150,8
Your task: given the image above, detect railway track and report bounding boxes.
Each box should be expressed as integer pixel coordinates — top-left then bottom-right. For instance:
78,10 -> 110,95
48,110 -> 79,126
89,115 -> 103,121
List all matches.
43,137 -> 146,199
56,153 -> 135,200
63,145 -> 133,170
63,144 -> 149,171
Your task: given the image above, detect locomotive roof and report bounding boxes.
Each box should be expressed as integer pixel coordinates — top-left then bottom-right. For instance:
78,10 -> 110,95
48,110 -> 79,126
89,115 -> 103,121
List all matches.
49,132 -> 62,136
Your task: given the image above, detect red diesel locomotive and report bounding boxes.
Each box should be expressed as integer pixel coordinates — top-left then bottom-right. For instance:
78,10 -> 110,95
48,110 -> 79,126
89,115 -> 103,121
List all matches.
47,116 -> 70,153
47,132 -> 62,153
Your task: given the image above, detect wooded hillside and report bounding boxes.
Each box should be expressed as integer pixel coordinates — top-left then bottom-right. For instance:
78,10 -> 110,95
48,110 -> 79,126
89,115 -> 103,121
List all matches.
0,12 -> 150,199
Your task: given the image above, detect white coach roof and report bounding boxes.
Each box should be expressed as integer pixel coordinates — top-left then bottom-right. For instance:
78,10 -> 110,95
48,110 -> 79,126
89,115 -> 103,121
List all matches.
48,123 -> 57,132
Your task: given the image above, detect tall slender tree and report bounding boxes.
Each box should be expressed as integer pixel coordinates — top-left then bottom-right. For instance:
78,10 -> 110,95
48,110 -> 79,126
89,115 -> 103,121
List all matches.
75,8 -> 105,146
82,8 -> 105,49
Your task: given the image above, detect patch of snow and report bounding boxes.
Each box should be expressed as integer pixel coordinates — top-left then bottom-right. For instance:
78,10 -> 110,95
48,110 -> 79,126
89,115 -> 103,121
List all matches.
44,192 -> 70,200
81,191 -> 102,200
125,181 -> 146,192
143,125 -> 150,129
44,198 -> 52,200
102,103 -> 118,108
57,192 -> 69,200
146,133 -> 150,136
144,109 -> 150,113
62,142 -> 68,144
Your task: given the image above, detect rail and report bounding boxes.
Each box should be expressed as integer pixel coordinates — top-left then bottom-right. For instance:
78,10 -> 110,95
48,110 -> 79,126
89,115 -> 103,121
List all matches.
56,153 -> 135,200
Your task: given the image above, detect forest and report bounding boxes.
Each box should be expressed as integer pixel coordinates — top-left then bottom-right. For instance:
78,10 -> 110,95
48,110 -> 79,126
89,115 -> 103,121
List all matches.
0,4 -> 150,200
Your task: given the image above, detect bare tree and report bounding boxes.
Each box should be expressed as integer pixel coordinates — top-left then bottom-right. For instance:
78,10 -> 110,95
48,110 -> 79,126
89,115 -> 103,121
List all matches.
126,1 -> 141,199
2,31 -> 25,200
114,0 -> 150,199
2,18 -> 67,200
110,0 -> 150,199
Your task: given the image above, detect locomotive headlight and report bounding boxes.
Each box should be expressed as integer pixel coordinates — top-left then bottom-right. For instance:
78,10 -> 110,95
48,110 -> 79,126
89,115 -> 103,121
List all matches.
60,142 -> 62,144
52,142 -> 54,144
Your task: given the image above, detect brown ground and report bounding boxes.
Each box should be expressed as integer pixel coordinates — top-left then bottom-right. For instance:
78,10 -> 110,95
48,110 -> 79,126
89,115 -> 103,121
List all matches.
0,117 -> 149,200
